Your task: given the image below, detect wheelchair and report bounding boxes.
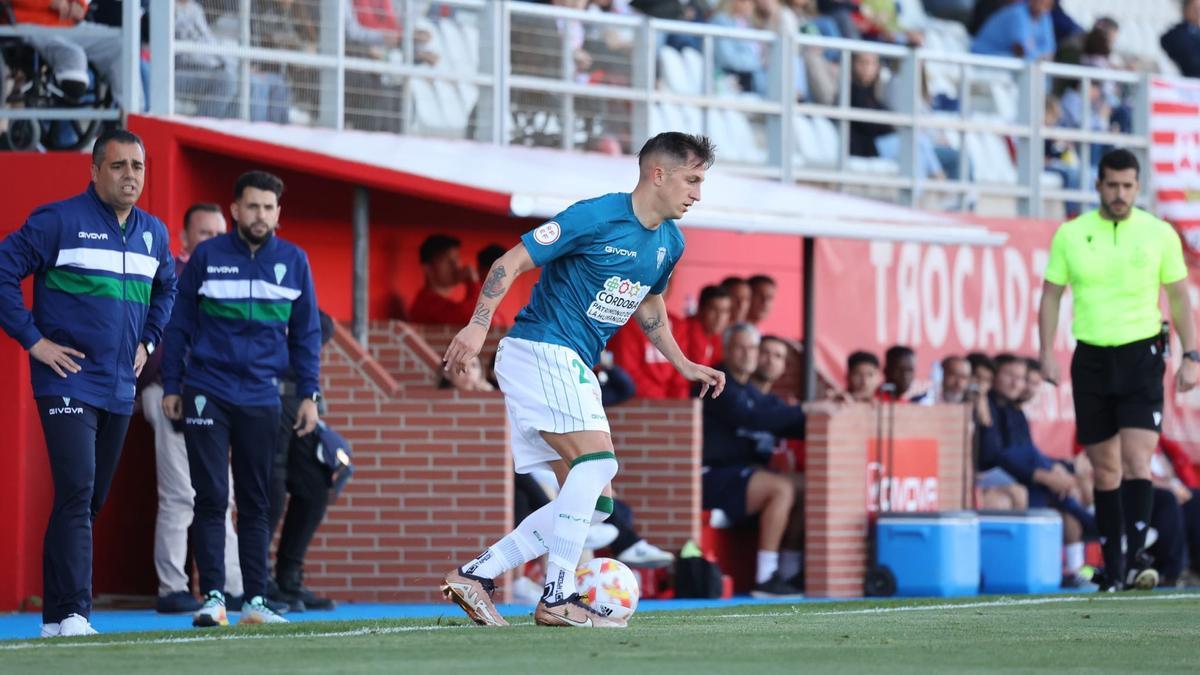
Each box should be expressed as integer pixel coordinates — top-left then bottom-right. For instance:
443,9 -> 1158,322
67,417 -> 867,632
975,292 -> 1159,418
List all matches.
0,2 -> 115,152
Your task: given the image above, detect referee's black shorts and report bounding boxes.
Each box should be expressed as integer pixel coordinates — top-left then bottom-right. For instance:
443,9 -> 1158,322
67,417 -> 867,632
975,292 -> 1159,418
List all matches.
1071,335 -> 1165,446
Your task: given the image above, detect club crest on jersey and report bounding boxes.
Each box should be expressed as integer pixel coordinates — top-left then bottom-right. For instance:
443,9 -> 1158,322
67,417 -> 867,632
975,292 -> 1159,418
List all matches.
274,263 -> 287,284
143,232 -> 153,253
533,221 -> 561,245
656,247 -> 667,269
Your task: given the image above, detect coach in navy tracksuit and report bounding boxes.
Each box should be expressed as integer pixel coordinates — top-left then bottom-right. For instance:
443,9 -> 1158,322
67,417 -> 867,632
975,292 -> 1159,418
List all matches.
161,170 -> 321,627
0,129 -> 176,638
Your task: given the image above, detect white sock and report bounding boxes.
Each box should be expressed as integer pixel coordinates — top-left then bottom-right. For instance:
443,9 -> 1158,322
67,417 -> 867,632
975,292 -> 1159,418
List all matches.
542,454 -> 619,603
756,550 -> 780,584
778,549 -> 804,580
1065,542 -> 1085,574
463,501 -> 555,579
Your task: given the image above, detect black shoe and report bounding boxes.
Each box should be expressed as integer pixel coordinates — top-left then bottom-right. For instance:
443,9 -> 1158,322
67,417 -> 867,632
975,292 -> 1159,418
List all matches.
1090,570 -> 1123,593
1125,552 -> 1160,591
156,591 -> 202,614
750,573 -> 804,599
279,584 -> 335,611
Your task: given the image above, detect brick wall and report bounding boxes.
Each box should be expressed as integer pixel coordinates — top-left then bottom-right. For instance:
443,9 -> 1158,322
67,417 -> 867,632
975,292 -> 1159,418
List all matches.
804,404 -> 971,598
301,321 -> 702,603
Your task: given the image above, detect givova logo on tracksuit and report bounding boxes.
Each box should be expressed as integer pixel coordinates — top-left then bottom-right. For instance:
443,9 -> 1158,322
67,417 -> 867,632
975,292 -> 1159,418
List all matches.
47,396 -> 84,415
187,394 -> 214,426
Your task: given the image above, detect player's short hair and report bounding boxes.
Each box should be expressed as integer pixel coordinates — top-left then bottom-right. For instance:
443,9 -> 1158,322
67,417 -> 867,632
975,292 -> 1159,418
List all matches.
1097,148 -> 1140,181
885,345 -> 915,366
420,234 -> 461,264
724,322 -> 760,348
234,170 -> 285,201
748,274 -> 776,289
720,276 -> 748,290
184,203 -> 223,230
698,284 -> 730,308
848,350 -> 879,371
477,243 -> 506,272
92,128 -> 144,167
967,352 -> 995,375
637,132 -> 716,170
993,353 -> 1024,371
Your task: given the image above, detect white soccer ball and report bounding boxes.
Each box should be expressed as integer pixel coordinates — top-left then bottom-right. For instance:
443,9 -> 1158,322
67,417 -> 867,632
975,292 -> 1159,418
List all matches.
575,557 -> 640,621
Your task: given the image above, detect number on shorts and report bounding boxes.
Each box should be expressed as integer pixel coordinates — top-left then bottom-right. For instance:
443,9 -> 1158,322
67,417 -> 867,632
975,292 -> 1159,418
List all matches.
570,358 -> 589,384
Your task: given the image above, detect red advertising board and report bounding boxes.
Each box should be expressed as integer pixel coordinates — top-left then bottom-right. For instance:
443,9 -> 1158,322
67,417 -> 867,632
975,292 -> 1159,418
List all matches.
866,438 -> 940,513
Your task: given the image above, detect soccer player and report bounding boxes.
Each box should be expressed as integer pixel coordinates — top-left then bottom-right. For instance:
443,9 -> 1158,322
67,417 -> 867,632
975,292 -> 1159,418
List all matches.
0,129 -> 176,637
440,132 -> 724,628
162,171 -> 322,626
1039,148 -> 1198,591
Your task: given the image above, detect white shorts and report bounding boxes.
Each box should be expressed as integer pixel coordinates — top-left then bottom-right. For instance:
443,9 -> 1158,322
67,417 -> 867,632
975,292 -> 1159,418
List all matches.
494,336 -> 610,474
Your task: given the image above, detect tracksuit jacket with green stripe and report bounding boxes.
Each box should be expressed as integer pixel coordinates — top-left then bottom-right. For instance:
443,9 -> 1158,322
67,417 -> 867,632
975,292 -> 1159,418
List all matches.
0,184 -> 177,414
161,230 -> 321,407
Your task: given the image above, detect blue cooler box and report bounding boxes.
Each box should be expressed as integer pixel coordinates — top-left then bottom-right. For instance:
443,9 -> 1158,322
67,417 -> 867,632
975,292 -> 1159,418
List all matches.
876,511 -> 980,597
979,509 -> 1062,594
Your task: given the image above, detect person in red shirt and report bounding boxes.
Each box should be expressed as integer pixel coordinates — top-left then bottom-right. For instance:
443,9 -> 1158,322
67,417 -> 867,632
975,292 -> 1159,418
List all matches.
680,284 -> 731,367
409,234 -> 481,325
12,0 -> 86,27
608,316 -> 688,399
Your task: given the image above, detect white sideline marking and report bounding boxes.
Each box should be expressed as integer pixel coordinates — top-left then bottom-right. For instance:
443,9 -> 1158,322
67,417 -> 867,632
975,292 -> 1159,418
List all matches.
700,592 -> 1200,620
0,624 -> 463,651
4,593 -> 1196,650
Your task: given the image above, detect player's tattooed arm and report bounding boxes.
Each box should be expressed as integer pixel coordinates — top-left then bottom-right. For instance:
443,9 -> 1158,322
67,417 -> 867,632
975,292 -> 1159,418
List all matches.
470,305 -> 491,328
444,244 -> 536,373
481,265 -> 506,299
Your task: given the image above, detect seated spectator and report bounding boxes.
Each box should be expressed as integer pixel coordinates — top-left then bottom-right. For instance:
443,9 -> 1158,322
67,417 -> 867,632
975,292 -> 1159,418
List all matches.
971,0 -> 1056,61
632,0 -> 711,51
1161,0 -> 1200,78
817,0 -> 862,40
751,335 -> 791,395
939,355 -> 971,404
966,351 -> 995,392
409,234 -> 481,326
681,285 -> 733,367
1158,437 -> 1200,585
979,355 -> 1097,587
1144,442 -> 1190,586
438,355 -> 495,392
878,345 -> 933,403
849,52 -> 947,179
702,323 -> 810,597
746,274 -> 777,326
608,292 -> 687,399
843,350 -> 881,402
14,0 -> 139,108
1043,95 -> 1083,219
967,351 -> 1028,509
858,0 -> 924,46
712,0 -> 770,96
595,351 -> 637,406
721,276 -> 752,324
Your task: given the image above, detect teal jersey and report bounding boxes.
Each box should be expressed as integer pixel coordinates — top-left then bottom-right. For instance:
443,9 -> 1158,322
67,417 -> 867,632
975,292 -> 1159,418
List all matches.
507,192 -> 685,367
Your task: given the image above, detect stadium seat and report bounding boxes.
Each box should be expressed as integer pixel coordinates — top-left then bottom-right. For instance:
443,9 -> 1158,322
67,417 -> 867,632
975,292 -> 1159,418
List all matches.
649,103 -> 667,136
723,109 -> 766,164
681,47 -> 705,94
659,46 -> 693,95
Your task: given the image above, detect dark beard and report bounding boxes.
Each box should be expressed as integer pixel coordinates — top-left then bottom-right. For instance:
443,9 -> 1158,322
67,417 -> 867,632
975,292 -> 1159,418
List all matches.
238,222 -> 273,246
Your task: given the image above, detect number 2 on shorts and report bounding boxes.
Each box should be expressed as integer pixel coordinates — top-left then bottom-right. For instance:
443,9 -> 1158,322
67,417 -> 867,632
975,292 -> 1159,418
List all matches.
570,358 -> 589,384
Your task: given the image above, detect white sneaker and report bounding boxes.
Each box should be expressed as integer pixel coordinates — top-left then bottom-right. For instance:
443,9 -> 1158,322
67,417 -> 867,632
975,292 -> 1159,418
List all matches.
238,596 -> 289,625
617,540 -> 675,569
193,590 -> 229,628
584,523 -> 619,549
58,614 -> 97,637
40,623 -> 60,638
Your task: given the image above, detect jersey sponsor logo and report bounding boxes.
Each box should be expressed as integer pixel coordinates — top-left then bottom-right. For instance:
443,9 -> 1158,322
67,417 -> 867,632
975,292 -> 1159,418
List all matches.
77,231 -> 108,240
604,245 -> 637,258
533,221 -> 561,245
48,396 -> 84,415
587,276 -> 651,326
656,246 -> 667,269
207,265 -> 239,274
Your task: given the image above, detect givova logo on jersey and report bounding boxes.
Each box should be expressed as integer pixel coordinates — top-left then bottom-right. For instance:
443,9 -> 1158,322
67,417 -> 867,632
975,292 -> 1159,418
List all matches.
48,396 -> 84,415
587,276 -> 650,325
187,394 -> 215,426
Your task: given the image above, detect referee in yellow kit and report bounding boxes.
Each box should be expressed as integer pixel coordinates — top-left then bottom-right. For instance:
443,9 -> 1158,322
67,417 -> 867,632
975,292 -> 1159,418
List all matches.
1039,149 -> 1198,591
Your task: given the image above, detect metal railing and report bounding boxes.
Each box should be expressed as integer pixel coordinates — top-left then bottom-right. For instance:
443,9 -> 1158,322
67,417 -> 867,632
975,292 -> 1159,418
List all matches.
4,1 -> 1154,217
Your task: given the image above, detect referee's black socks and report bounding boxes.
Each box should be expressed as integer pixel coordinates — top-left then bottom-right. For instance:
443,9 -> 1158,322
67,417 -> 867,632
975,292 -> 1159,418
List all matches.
1093,487 -> 1125,582
1121,479 -> 1155,565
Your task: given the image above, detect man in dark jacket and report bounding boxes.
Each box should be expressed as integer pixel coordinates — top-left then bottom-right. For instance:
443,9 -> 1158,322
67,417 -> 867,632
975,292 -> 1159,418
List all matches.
702,323 -> 810,598
1161,0 -> 1200,78
0,128 -> 176,637
162,170 -> 322,628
